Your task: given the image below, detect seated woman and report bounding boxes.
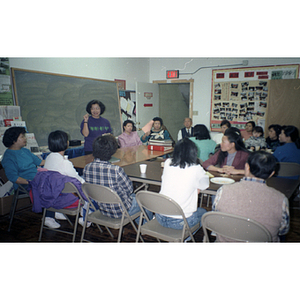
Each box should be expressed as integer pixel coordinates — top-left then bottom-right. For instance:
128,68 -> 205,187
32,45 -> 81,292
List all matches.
44,130 -> 86,226
244,126 -> 267,151
156,138 -> 209,230
202,127 -> 249,175
44,130 -> 84,183
140,117 -> 171,144
212,119 -> 231,145
189,124 -> 216,162
118,120 -> 142,148
273,125 -> 300,165
266,124 -> 281,152
1,127 -> 61,229
241,121 -> 255,141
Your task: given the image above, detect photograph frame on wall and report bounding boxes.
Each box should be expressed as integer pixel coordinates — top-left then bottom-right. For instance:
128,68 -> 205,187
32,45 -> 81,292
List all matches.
210,64 -> 299,132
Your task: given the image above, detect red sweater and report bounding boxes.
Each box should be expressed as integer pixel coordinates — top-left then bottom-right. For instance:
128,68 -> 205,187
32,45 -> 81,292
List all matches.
202,150 -> 249,170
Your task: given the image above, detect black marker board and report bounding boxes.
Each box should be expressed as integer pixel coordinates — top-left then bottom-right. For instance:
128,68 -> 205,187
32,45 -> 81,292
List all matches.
11,68 -> 122,146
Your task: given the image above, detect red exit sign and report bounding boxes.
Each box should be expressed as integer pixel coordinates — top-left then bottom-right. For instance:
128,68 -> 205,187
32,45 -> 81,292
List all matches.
166,70 -> 179,79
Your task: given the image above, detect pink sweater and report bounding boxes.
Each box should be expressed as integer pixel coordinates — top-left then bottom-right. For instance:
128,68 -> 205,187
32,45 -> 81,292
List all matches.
118,131 -> 142,148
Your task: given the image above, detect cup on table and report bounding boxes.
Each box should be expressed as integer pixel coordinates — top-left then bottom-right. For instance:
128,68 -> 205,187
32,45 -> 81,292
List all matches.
140,164 -> 147,173
255,146 -> 260,151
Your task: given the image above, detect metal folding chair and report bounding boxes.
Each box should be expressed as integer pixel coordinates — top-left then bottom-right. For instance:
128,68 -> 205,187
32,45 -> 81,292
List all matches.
201,211 -> 272,242
81,182 -> 142,242
8,184 -> 31,232
39,182 -> 85,242
275,162 -> 300,178
136,191 -> 200,242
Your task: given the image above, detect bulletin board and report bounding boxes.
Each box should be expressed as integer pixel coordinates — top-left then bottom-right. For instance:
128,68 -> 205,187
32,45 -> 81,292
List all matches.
210,64 -> 299,132
11,68 -> 123,146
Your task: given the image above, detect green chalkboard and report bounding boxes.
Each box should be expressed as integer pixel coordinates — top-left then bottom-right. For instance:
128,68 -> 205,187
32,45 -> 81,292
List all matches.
11,68 -> 122,146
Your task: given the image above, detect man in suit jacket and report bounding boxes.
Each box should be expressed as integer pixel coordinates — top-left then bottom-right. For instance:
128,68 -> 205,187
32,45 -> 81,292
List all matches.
177,117 -> 194,141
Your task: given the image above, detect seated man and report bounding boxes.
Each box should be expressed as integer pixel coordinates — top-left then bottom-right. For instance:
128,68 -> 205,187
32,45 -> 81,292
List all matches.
83,134 -> 152,220
212,151 -> 289,242
177,117 -> 194,141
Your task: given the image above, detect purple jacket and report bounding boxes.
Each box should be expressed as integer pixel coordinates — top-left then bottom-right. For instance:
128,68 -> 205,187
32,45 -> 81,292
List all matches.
29,171 -> 87,213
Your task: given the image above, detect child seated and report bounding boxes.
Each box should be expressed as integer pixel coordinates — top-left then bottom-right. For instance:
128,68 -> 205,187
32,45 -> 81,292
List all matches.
245,126 -> 267,151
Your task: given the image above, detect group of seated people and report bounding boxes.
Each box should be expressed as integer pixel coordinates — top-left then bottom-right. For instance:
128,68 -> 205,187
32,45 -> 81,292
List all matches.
1,113 -> 300,242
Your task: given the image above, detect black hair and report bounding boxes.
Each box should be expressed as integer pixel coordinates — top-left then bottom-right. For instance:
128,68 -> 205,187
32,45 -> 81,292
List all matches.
220,119 -> 231,128
253,126 -> 264,135
2,127 -> 26,148
246,121 -> 256,130
170,138 -> 200,168
86,100 -> 106,115
281,125 -> 300,148
48,130 -> 69,152
123,120 -> 136,131
247,151 -> 276,179
217,127 -> 248,166
92,135 -> 118,161
193,124 -> 211,140
268,124 -> 281,138
152,117 -> 163,126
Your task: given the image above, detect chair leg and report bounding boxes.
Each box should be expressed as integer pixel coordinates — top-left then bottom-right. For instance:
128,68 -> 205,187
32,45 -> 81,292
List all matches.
72,213 -> 80,242
105,226 -> 114,238
8,189 -> 20,232
39,208 -> 47,241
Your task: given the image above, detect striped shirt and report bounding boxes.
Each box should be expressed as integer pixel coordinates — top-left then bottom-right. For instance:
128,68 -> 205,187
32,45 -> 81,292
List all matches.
83,158 -> 133,218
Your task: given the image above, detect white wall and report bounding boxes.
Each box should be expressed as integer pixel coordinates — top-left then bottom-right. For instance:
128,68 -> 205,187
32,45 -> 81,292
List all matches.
8,57 -> 300,137
149,57 -> 300,132
9,57 -> 150,91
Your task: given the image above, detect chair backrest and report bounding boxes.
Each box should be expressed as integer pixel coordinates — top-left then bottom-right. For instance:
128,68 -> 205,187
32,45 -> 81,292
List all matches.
201,211 -> 272,242
276,162 -> 300,177
136,191 -> 184,217
61,181 -> 86,204
82,182 -> 122,206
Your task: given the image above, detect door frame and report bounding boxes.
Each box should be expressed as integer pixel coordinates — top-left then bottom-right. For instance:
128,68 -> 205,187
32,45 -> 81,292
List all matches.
152,79 -> 194,119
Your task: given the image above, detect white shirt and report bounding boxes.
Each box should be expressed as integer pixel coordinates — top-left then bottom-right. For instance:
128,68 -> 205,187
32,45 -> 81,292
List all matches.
213,133 -> 223,144
44,152 -> 85,183
177,128 -> 192,141
159,158 -> 209,218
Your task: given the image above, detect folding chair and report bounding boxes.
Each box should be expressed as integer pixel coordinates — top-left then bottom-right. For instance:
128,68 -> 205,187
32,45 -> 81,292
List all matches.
8,184 -> 31,232
39,182 -> 85,242
201,211 -> 272,242
81,182 -> 142,242
276,162 -> 300,178
135,191 -> 200,242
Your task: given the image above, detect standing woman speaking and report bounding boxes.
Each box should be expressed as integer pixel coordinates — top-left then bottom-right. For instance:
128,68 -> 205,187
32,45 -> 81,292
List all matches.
81,100 -> 112,154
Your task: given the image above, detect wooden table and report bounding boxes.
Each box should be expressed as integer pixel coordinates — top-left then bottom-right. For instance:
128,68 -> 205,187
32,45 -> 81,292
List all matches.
122,161 -> 300,200
69,145 -> 173,169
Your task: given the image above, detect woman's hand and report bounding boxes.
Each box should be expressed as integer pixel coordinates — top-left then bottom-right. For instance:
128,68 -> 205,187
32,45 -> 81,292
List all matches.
83,114 -> 89,122
224,166 -> 244,175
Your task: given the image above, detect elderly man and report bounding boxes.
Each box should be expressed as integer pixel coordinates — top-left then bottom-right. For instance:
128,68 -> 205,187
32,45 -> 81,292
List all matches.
177,117 -> 194,141
212,151 -> 289,242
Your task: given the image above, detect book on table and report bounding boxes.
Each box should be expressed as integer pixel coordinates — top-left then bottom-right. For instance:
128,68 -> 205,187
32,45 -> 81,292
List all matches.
148,139 -> 173,147
147,145 -> 173,151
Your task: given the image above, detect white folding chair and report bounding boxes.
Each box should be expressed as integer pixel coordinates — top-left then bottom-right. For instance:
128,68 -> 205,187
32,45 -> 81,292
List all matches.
201,211 -> 272,242
81,182 -> 142,242
39,182 -> 85,242
136,191 -> 200,242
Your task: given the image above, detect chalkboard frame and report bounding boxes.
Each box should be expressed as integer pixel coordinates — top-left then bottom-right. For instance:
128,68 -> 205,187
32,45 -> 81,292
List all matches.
11,68 -> 122,146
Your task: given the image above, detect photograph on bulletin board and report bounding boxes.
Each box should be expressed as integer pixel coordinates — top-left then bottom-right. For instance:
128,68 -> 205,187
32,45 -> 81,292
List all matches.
210,64 -> 299,132
211,80 -> 269,131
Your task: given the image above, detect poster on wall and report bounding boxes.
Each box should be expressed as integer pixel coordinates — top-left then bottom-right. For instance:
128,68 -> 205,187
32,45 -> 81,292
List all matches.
210,64 -> 299,132
0,58 -> 14,106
